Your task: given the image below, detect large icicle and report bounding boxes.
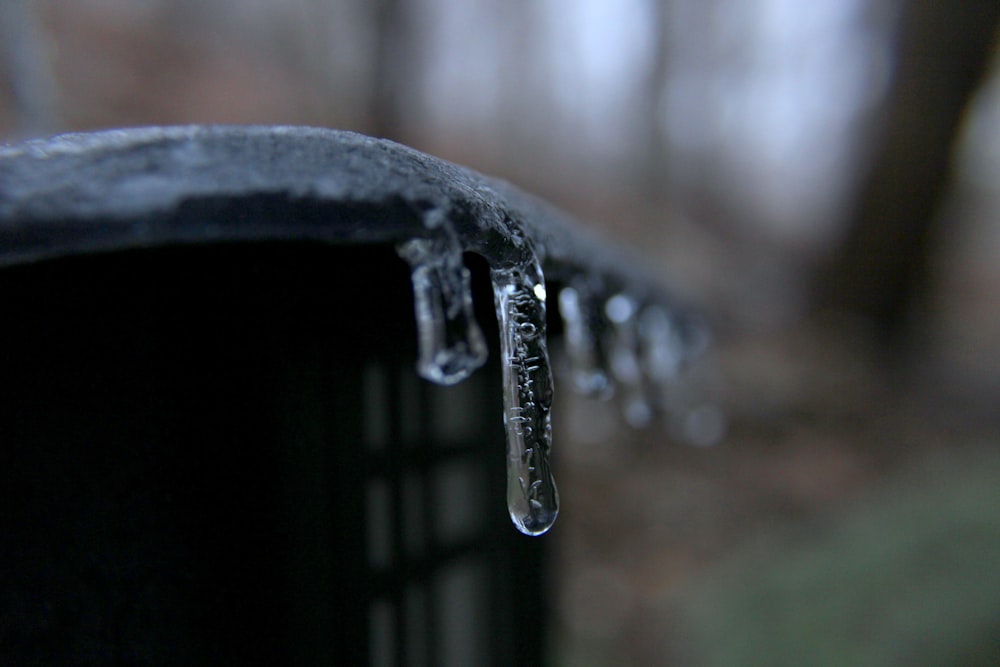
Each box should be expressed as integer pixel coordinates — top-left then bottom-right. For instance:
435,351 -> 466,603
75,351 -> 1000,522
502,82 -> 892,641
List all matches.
492,261 -> 559,536
397,238 -> 488,385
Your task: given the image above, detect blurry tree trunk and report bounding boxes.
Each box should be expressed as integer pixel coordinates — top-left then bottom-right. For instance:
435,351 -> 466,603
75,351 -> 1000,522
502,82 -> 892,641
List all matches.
370,0 -> 411,141
818,0 -> 1000,351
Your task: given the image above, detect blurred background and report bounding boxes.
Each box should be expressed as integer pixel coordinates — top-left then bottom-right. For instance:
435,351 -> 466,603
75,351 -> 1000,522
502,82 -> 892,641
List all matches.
2,0 -> 999,664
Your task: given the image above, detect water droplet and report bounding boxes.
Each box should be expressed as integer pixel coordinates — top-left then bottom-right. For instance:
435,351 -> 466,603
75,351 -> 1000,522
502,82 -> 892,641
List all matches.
492,261 -> 559,536
397,238 -> 488,385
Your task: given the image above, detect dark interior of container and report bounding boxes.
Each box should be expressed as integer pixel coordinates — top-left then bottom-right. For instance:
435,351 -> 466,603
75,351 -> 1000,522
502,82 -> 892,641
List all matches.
0,242 -> 547,666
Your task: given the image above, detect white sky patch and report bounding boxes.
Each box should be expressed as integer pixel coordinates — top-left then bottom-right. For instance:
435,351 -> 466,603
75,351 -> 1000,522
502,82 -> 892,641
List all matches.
664,0 -> 890,237
413,0 -> 891,238
418,0 -> 504,131
542,0 -> 655,157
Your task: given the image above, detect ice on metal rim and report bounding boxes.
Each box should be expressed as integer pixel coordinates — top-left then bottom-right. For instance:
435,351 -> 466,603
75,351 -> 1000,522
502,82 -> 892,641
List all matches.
0,125 -> 720,538
399,235 -> 559,535
398,237 -> 488,385
557,282 -> 613,399
396,208 -> 720,536
605,292 -> 653,428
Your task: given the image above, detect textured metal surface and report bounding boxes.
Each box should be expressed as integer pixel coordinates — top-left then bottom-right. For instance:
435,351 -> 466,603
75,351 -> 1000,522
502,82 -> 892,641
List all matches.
0,125 -> 682,302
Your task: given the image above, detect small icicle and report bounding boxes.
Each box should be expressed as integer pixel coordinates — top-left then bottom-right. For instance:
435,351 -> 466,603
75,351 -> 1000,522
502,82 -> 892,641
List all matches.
397,238 -> 488,385
605,293 -> 653,428
638,305 -> 684,384
558,282 -> 612,398
674,322 -> 727,447
638,305 -> 684,415
492,261 -> 559,536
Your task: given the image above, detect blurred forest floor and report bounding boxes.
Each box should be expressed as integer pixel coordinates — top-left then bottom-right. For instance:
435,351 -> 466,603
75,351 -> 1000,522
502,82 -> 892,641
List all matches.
553,312 -> 1000,665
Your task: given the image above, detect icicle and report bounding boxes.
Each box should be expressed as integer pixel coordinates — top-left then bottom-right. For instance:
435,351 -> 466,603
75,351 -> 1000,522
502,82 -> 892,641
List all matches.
492,261 -> 559,536
605,293 -> 653,428
397,238 -> 488,385
635,304 -> 681,416
558,282 -> 612,398
652,315 -> 727,447
638,305 -> 684,384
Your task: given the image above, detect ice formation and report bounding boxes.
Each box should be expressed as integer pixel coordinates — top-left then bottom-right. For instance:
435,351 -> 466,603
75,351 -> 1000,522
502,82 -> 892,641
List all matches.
397,237 -> 488,385
0,125 -> 719,537
557,280 -> 612,398
492,263 -> 559,535
393,230 -> 721,535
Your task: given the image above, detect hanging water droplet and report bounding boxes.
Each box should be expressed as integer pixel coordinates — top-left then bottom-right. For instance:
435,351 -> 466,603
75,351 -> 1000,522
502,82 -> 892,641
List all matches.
397,238 -> 488,385
557,283 -> 612,398
493,261 -> 559,536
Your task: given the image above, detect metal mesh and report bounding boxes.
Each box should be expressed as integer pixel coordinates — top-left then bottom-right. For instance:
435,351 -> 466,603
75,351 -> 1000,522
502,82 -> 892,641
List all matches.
0,244 -> 545,665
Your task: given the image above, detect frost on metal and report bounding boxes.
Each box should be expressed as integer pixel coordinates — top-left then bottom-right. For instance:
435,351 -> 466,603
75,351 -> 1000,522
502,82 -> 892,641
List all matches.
0,125 -> 719,535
